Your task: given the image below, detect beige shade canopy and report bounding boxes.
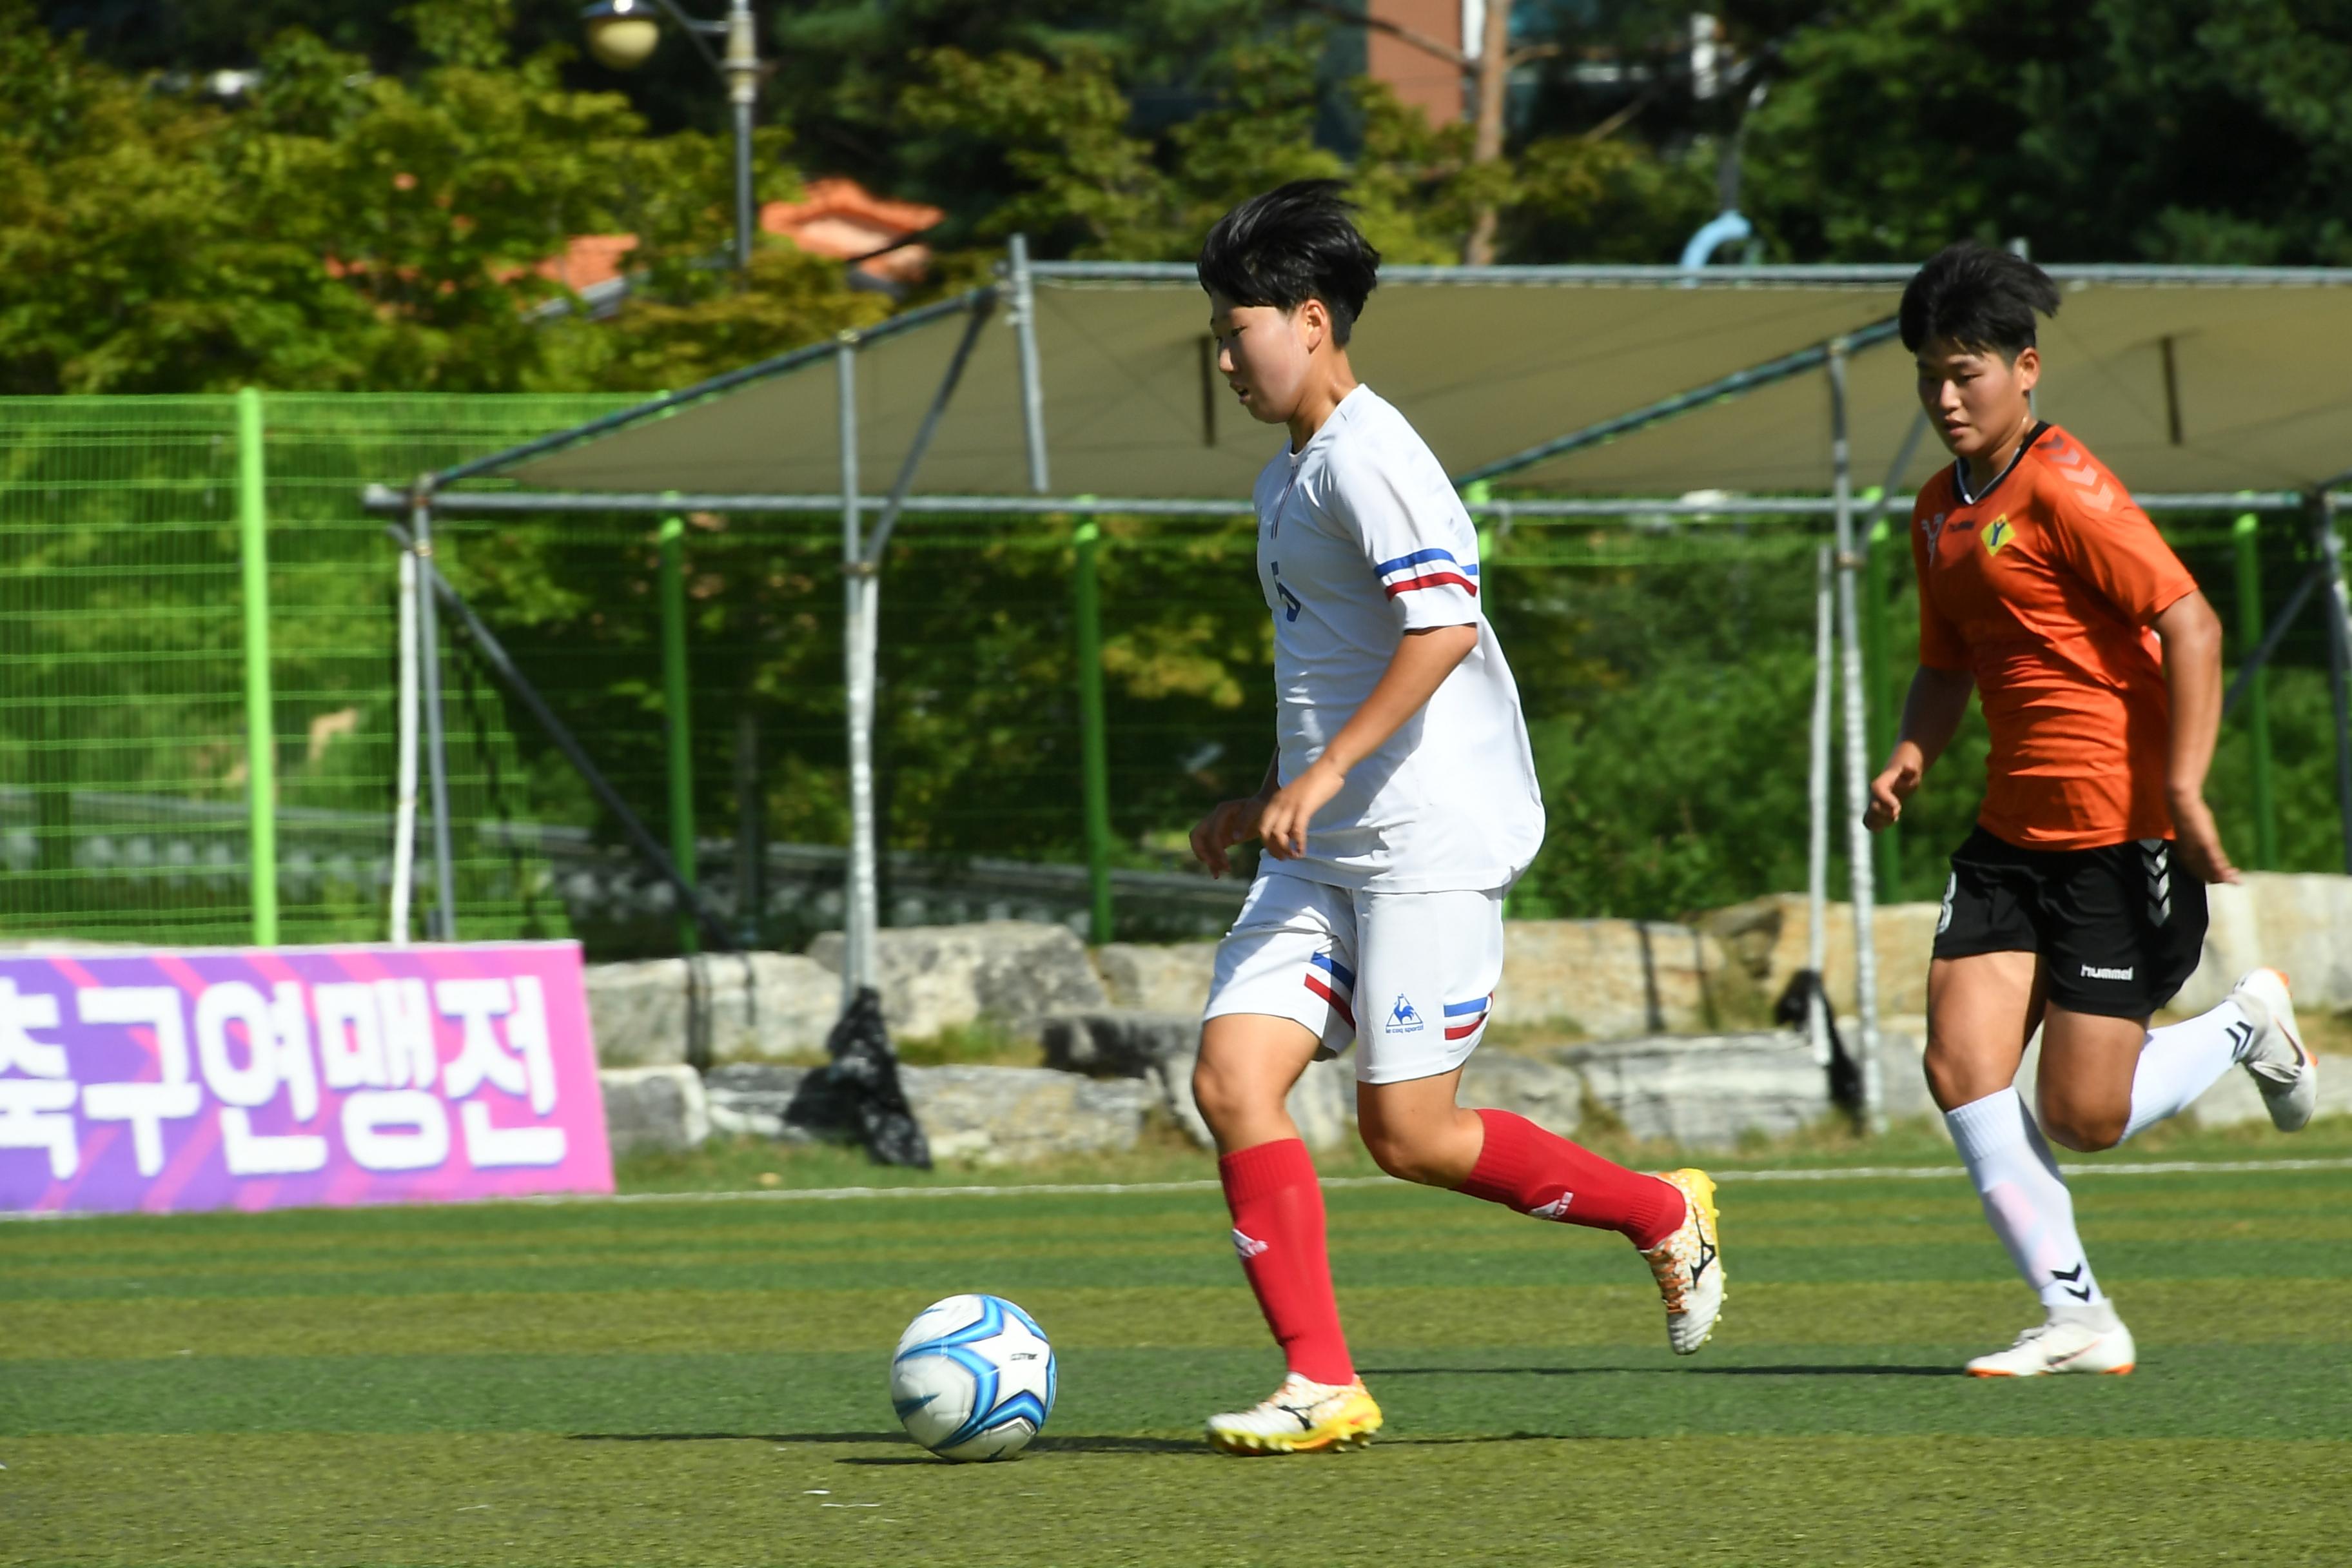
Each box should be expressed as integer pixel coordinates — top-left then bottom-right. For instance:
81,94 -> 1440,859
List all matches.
493,265 -> 2352,502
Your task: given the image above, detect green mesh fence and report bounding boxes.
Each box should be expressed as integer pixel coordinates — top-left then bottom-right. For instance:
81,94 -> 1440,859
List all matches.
0,393 -> 629,948
0,394 -> 2343,959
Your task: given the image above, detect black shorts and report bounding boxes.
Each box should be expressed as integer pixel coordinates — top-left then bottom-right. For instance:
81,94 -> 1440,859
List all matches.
1931,826 -> 2208,1019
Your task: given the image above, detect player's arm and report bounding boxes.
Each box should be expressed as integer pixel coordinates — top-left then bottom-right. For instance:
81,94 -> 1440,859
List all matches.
2151,589 -> 2238,884
1867,502 -> 1973,832
1190,751 -> 1281,879
1865,666 -> 1976,831
1258,623 -> 1479,860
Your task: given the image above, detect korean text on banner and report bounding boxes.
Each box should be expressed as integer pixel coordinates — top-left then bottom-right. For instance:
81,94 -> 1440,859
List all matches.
0,942 -> 611,1214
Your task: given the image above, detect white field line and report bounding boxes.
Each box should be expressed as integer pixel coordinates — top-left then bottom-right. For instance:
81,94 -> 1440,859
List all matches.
6,1157 -> 2351,1224
545,1155 -> 2352,1206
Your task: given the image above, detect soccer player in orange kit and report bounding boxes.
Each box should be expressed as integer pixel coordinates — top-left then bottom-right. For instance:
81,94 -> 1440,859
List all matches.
1866,242 -> 2317,1377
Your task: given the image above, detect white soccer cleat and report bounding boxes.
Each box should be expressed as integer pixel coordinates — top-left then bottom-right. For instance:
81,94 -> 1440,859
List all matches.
1640,1168 -> 1724,1355
1204,1371 -> 1381,1455
2231,968 -> 2317,1133
1965,1306 -> 2136,1377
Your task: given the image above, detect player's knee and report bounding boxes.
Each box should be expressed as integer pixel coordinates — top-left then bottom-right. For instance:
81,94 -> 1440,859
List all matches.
1190,1053 -> 1271,1141
1357,1122 -> 1446,1187
2041,1103 -> 2126,1153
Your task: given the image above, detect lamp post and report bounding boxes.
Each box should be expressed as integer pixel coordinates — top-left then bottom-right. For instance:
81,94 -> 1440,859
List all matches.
582,0 -> 761,273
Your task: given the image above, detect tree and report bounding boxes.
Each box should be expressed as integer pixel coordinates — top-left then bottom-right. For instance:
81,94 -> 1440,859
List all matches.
1738,0 -> 2352,263
1,0 -> 882,393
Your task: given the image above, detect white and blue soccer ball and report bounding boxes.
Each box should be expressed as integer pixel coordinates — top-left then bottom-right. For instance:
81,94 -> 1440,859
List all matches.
890,1294 -> 1056,1462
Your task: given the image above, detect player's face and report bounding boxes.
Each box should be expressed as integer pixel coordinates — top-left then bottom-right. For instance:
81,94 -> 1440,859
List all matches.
1916,337 -> 2041,463
1206,293 -> 1318,425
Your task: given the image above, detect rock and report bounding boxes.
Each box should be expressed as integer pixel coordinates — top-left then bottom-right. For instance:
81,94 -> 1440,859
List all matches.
1555,1032 -> 1833,1150
896,1066 -> 1153,1166
2175,872 -> 2352,1014
585,952 -> 834,1067
1495,919 -> 1752,1039
1458,1050 -> 1588,1135
705,1060 -> 1153,1165
806,921 -> 1109,1043
1699,894 -> 1942,1021
599,1066 -> 710,1155
1093,942 -> 1219,1014
1039,1010 -> 1197,1077
702,1062 -> 862,1145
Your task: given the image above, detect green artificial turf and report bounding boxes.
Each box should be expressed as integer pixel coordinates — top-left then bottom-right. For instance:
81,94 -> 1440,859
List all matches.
5,1124 -> 2351,1565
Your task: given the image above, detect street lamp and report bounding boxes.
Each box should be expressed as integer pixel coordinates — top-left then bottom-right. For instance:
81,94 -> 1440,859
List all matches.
582,0 -> 761,273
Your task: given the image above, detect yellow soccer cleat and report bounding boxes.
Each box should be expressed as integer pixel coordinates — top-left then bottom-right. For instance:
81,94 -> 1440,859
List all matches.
1205,1372 -> 1382,1455
1641,1168 -> 1725,1355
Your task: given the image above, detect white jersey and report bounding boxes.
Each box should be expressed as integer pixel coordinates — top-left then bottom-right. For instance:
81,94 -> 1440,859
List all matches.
1251,384 -> 1544,892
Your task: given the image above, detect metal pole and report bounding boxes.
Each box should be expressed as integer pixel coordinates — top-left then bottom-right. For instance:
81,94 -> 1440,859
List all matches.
1863,512 -> 1901,897
2316,491 -> 2352,874
411,485 -> 460,940
724,0 -> 758,273
2233,511 -> 2278,869
1828,342 -> 1885,1132
839,339 -> 879,1007
389,547 -> 419,944
1073,513 -> 1114,943
235,388 -> 279,946
1008,233 -> 1051,493
1806,544 -> 1833,1068
660,513 -> 699,953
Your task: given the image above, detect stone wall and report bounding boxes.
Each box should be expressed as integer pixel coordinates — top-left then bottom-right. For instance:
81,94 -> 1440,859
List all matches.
806,921 -> 1108,1041
586,952 -> 834,1067
1705,874 -> 2352,1024
583,878 -> 2348,1163
1700,894 -> 1943,1020
1096,918 -> 1762,1041
687,1061 -> 1153,1166
1040,1010 -> 1353,1153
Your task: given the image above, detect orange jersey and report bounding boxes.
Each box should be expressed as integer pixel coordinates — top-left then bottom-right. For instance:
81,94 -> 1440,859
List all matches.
1910,423 -> 2199,850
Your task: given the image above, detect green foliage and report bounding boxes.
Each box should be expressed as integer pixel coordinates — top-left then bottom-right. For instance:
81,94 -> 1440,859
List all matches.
895,30 -> 1713,266
1,0 -> 876,395
1740,0 -> 2352,263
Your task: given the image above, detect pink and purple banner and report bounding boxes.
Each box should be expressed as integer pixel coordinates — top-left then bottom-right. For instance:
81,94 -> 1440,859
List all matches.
0,941 -> 612,1215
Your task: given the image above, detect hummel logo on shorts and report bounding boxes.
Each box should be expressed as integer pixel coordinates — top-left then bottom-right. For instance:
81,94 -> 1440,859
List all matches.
2079,964 -> 2135,981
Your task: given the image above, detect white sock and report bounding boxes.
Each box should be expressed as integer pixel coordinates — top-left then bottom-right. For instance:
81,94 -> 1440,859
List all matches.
1946,1087 -> 2106,1311
2122,997 -> 2262,1142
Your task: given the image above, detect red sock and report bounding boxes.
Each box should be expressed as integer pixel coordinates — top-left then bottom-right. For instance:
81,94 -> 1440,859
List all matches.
1457,1109 -> 1683,1249
1219,1138 -> 1354,1386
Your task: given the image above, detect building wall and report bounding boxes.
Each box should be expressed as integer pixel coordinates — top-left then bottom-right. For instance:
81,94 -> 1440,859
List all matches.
1366,0 -> 1465,126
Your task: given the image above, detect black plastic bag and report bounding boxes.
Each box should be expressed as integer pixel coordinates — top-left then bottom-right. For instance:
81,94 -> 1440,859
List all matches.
1776,968 -> 1865,1119
821,986 -> 931,1168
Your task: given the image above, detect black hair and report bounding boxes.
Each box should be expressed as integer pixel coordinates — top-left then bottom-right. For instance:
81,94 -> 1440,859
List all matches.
1899,242 -> 2062,358
1197,179 -> 1380,346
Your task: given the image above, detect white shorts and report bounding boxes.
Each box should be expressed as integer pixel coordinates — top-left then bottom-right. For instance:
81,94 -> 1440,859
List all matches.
1202,872 -> 1505,1084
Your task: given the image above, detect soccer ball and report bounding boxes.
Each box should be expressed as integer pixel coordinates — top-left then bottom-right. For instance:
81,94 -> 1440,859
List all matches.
889,1293 -> 1056,1462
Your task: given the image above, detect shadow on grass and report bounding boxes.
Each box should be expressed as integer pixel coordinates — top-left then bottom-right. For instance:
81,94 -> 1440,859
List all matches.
569,1431 -> 1196,1454
1360,1364 -> 1961,1379
571,1430 -> 1620,1462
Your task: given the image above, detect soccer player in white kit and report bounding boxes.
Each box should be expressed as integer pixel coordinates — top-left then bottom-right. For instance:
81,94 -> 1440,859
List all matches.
1188,182 -> 1726,1456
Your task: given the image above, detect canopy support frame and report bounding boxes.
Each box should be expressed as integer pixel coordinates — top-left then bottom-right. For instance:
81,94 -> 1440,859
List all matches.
1827,340 -> 1886,1133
